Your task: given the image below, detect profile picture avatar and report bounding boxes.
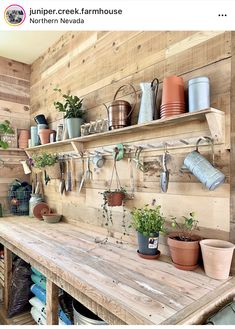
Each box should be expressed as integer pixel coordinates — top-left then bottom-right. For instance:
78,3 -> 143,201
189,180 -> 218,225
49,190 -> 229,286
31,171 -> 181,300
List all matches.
4,4 -> 26,26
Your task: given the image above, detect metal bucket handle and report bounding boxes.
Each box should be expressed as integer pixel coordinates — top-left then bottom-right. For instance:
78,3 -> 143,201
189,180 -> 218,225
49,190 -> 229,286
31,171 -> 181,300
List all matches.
113,84 -> 138,118
196,136 -> 215,166
151,78 -> 160,119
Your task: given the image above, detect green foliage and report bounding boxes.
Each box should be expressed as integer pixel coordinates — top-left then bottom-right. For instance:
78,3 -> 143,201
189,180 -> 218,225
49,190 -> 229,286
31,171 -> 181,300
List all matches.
54,88 -> 84,119
0,120 -> 14,149
32,152 -> 58,168
131,204 -> 166,236
171,212 -> 199,241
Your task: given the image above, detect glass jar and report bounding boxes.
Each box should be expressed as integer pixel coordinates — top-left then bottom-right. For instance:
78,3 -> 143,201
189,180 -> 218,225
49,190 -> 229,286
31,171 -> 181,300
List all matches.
29,194 -> 43,217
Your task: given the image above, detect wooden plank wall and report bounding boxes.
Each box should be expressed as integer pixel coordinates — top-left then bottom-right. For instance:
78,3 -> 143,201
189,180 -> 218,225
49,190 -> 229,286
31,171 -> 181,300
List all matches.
30,32 -> 232,255
0,57 -> 30,213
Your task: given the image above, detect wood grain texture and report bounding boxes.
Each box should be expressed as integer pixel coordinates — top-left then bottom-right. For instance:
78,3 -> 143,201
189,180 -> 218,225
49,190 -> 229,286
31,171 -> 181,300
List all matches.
29,31 -> 232,259
0,216 -> 233,325
3,247 -> 12,312
46,279 -> 58,325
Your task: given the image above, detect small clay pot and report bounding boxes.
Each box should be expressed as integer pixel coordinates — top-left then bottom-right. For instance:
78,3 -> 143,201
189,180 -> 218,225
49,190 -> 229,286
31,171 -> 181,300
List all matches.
161,76 -> 185,105
106,191 -> 125,207
18,129 -> 30,149
39,129 -> 51,145
167,233 -> 201,270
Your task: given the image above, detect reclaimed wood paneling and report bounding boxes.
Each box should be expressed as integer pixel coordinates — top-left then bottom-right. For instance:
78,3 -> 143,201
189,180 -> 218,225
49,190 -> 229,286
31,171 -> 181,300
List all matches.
0,57 -> 30,214
30,32 -> 232,267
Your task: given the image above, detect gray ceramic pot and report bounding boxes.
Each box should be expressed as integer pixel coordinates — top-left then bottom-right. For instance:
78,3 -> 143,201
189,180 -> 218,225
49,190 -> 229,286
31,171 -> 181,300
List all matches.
137,231 -> 159,255
67,118 -> 84,139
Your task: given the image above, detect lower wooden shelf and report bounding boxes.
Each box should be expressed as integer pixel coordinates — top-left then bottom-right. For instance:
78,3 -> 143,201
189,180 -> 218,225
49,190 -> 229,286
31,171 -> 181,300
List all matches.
0,303 -> 36,325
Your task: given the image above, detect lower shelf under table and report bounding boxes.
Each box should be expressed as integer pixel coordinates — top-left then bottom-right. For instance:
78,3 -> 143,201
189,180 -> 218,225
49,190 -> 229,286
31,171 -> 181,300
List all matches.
0,303 -> 36,325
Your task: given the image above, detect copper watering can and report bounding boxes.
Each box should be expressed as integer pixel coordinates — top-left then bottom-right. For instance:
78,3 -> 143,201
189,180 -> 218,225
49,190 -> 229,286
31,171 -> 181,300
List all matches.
104,84 -> 137,130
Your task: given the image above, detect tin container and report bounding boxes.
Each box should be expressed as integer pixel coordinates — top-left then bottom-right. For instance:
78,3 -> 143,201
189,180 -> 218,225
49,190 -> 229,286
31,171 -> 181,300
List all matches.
188,76 -> 210,112
183,137 -> 225,190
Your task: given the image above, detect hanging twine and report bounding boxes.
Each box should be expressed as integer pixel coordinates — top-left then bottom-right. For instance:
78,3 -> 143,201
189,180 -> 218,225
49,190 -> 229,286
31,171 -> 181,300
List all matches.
108,147 -> 122,190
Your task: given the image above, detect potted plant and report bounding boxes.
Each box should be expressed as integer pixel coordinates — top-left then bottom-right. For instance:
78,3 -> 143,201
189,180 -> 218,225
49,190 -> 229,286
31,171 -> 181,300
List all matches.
54,88 -> 84,139
167,212 -> 201,270
131,204 -> 165,259
31,153 -> 60,179
0,120 -> 14,149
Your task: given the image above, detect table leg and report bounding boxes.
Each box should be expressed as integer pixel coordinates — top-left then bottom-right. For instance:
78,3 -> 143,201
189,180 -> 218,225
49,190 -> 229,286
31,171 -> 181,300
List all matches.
46,279 -> 58,325
3,247 -> 12,313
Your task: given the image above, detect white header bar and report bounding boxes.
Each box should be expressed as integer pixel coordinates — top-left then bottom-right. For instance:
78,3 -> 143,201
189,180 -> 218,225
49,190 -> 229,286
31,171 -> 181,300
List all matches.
0,0 -> 234,31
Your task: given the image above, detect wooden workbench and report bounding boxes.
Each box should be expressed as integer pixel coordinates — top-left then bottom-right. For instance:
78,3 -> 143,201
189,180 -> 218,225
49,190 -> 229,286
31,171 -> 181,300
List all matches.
0,216 -> 234,325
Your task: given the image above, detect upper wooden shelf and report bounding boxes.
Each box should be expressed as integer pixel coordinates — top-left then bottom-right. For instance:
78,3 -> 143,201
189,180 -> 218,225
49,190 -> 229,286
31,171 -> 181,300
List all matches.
0,148 -> 25,152
25,108 -> 225,156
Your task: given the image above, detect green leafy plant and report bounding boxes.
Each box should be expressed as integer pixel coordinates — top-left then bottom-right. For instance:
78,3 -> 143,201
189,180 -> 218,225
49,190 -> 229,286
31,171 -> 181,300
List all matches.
170,212 -> 199,241
131,204 -> 166,236
54,88 -> 84,119
0,120 -> 14,149
32,152 -> 58,168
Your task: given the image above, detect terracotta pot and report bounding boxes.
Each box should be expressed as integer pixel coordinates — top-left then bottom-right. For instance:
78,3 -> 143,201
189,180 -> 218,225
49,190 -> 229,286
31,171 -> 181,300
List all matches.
161,76 -> 185,105
18,129 -> 30,149
106,191 -> 125,207
39,129 -> 51,145
167,233 -> 201,270
200,239 -> 235,280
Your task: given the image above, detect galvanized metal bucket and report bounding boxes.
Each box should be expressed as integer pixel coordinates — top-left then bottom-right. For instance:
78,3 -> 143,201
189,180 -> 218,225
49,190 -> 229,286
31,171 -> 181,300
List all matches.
183,137 -> 225,190
188,76 -> 210,112
104,84 -> 137,130
73,299 -> 107,325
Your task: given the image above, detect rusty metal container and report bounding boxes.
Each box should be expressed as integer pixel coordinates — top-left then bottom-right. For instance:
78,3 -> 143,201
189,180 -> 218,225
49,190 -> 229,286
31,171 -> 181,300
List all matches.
104,84 -> 137,130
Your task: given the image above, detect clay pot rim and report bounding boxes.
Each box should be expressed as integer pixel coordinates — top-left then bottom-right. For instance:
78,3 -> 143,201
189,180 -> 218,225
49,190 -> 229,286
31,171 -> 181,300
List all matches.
163,76 -> 184,82
160,109 -> 186,113
168,233 -> 201,244
200,239 -> 235,250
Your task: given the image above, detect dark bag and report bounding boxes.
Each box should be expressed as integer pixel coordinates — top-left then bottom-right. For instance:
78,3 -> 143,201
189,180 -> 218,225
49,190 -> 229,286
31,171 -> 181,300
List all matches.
8,258 -> 33,318
205,300 -> 235,325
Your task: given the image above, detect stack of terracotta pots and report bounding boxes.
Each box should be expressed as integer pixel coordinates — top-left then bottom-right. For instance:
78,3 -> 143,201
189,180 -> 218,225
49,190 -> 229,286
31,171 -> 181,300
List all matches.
160,76 -> 186,119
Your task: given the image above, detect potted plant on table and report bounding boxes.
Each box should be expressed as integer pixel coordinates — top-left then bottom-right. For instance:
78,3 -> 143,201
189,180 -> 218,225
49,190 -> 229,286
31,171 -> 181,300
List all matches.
131,204 -> 166,259
54,88 -> 84,139
0,120 -> 14,149
167,212 -> 201,270
32,152 -> 60,179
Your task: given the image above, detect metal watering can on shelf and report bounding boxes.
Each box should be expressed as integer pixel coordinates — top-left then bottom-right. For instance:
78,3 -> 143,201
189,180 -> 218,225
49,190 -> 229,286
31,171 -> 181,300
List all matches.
138,78 -> 160,124
183,137 -> 225,190
104,84 -> 137,130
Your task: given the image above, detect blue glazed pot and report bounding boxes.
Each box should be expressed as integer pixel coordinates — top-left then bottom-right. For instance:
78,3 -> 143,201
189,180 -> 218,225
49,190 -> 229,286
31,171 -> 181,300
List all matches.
137,231 -> 159,255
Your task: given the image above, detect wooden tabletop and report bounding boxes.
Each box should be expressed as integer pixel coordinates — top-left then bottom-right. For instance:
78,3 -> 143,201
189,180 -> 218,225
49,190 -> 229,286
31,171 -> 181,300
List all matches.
0,216 -> 234,325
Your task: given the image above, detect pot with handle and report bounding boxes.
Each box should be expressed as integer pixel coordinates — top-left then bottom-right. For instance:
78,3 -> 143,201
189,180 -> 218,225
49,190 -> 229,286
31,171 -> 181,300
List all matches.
104,84 -> 137,130
183,136 -> 225,190
138,78 -> 159,124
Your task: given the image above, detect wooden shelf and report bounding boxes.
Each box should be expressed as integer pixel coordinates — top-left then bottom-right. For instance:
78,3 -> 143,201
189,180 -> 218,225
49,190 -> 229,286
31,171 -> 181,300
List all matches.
25,108 -> 225,156
0,148 -> 26,153
0,303 -> 35,325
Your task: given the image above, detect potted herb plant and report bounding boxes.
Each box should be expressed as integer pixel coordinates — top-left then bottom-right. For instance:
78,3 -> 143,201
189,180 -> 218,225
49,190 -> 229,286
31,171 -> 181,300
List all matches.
0,120 -> 14,149
32,153 -> 60,179
54,88 -> 84,139
131,204 -> 165,259
167,212 -> 201,270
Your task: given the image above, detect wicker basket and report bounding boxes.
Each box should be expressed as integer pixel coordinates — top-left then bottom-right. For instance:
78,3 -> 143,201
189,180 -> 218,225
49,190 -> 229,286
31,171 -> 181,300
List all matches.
45,162 -> 61,179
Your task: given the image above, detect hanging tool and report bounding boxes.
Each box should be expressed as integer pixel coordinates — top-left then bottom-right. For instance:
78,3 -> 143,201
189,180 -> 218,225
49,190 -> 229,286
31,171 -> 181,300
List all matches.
66,158 -> 72,192
160,144 -> 170,193
133,146 -> 149,172
59,159 -> 66,195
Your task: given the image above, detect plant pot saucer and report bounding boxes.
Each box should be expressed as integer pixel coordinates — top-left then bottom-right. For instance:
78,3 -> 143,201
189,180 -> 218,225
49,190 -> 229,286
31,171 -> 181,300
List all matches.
137,250 -> 161,260
172,261 -> 198,271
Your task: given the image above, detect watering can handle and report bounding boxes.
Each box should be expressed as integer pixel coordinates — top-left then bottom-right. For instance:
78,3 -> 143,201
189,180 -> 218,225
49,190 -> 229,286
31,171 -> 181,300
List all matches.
196,136 -> 215,166
113,84 -> 138,119
151,78 -> 160,120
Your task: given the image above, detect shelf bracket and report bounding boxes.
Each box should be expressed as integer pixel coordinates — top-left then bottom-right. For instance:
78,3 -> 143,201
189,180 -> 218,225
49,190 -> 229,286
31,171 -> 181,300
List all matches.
71,141 -> 84,154
205,111 -> 225,143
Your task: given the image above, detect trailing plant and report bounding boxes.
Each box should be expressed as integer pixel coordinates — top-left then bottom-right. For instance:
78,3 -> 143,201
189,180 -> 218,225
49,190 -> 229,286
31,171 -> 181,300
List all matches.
170,212 -> 199,241
0,120 -> 14,149
32,152 -> 58,168
131,204 -> 166,236
54,88 -> 84,119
